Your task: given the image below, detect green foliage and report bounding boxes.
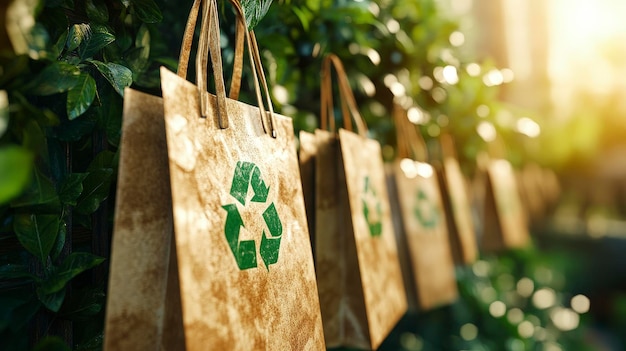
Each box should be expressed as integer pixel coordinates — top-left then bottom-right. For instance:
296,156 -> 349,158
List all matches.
0,0 -> 180,348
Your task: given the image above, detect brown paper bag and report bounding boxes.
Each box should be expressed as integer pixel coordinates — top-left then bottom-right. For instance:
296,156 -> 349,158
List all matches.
436,134 -> 478,264
299,130 -> 317,249
315,54 -> 407,350
160,1 -> 325,349
104,1 -> 208,349
387,106 -> 457,311
482,158 -> 530,252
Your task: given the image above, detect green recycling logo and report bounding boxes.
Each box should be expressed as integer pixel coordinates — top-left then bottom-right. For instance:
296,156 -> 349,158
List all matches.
413,188 -> 439,229
362,176 -> 383,237
222,161 -> 282,271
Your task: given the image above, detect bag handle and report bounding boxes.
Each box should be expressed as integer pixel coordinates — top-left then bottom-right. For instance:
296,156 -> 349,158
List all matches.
177,0 -> 244,100
191,0 -> 277,136
227,0 -> 277,137
394,103 -> 429,162
320,54 -> 368,137
440,132 -> 463,161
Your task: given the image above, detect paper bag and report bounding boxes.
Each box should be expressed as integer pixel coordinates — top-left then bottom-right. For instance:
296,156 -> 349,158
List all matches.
299,130 -> 317,251
160,1 -> 325,349
482,158 -> 530,252
387,106 -> 457,311
314,54 -> 407,350
104,0 -> 207,348
436,134 -> 478,264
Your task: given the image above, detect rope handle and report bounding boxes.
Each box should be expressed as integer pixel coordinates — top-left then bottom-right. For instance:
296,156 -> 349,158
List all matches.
320,54 -> 367,137
177,0 -> 244,100
393,103 -> 429,162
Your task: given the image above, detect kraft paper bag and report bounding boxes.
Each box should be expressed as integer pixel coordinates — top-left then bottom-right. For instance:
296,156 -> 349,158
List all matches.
482,158 -> 530,252
436,134 -> 478,265
160,1 -> 325,349
315,54 -> 407,350
387,106 -> 457,311
104,0 -> 207,349
299,130 -> 317,249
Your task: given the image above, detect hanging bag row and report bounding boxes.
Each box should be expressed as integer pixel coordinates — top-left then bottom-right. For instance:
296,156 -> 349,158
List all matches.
300,54 -> 407,350
106,0 -> 325,349
386,104 -> 458,311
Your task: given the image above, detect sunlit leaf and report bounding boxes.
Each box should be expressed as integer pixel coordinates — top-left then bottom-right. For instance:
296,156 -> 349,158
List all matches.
13,214 -> 60,264
66,74 -> 96,120
0,146 -> 33,205
131,0 -> 163,23
66,23 -> 91,52
88,60 -> 132,96
241,0 -> 273,30
79,25 -> 115,59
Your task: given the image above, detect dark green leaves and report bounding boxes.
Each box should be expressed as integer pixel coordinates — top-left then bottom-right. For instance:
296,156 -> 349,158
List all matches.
0,146 -> 33,205
67,74 -> 96,120
29,61 -> 81,96
39,253 -> 105,295
33,336 -> 72,351
59,173 -> 88,206
36,252 -> 104,312
131,0 -> 163,23
75,169 -> 113,215
13,214 -> 60,264
78,25 -> 116,59
89,60 -> 133,96
85,0 -> 109,23
241,0 -> 273,30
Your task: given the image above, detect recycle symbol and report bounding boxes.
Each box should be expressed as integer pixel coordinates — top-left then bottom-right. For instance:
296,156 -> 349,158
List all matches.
362,176 -> 383,237
222,161 -> 282,271
413,187 -> 439,229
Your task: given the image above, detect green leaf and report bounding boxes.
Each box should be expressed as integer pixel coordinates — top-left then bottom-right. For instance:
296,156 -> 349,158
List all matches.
50,221 -> 66,261
88,60 -> 132,96
131,0 -> 163,23
0,292 -> 40,332
75,169 -> 113,215
54,113 -> 97,142
61,286 -> 104,321
0,146 -> 33,205
126,24 -> 150,76
37,287 -> 66,313
66,74 -> 96,120
241,0 -> 273,30
39,252 -> 105,295
50,28 -> 69,59
29,61 -> 81,96
33,336 -> 71,351
0,264 -> 36,281
11,167 -> 59,208
79,25 -> 115,59
59,173 -> 88,206
13,214 -> 60,264
85,0 -> 109,22
66,23 -> 91,52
